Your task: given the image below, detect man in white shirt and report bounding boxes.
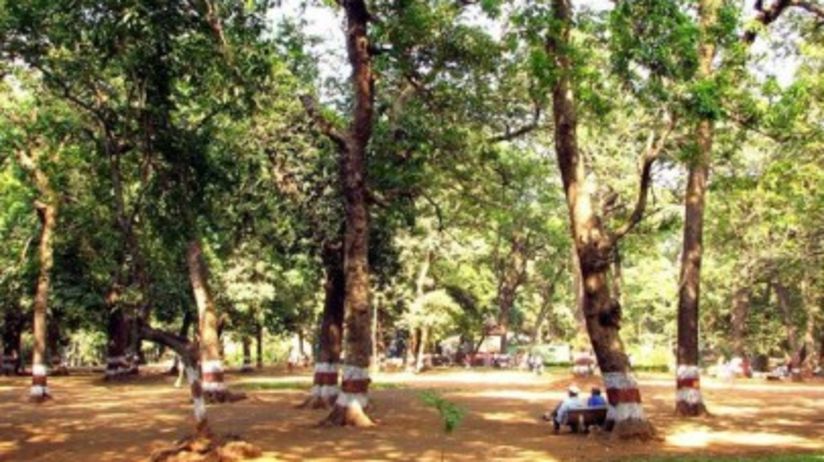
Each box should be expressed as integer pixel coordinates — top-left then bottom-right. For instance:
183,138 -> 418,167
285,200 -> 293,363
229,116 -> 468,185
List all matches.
544,385 -> 585,434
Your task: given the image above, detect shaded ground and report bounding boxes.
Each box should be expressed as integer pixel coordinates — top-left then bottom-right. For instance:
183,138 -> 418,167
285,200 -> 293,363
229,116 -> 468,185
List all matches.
0,368 -> 822,461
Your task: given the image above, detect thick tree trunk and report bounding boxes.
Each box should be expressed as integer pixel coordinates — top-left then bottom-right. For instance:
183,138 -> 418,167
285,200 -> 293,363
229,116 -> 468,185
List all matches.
731,287 -> 750,357
301,241 -> 346,409
674,0 -> 718,418
569,243 -> 588,339
187,239 -> 242,403
547,0 -> 652,438
2,308 -> 24,376
105,304 -> 137,380
30,202 -> 56,402
323,0 -> 376,428
774,282 -> 803,379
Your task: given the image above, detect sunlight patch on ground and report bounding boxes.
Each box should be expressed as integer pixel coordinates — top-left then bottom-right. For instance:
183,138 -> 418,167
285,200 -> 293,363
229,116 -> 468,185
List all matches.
666,427 -> 820,449
451,389 -> 557,402
479,411 -> 537,424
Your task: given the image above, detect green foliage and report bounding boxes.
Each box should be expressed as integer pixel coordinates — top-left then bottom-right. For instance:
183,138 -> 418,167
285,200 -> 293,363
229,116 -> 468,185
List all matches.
420,390 -> 465,435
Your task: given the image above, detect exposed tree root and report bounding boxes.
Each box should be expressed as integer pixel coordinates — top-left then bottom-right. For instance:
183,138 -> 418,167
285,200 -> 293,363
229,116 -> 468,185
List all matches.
675,401 -> 710,417
203,390 -> 247,404
320,404 -> 376,427
609,418 -> 659,441
150,434 -> 261,462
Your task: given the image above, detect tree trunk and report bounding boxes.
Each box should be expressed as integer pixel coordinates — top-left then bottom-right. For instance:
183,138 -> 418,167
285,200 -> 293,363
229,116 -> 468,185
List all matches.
30,202 -> 56,402
405,328 -> 419,371
241,337 -> 253,372
323,0 -> 376,428
611,246 -> 624,306
800,277 -> 819,372
497,233 -> 528,353
415,326 -> 429,373
187,239 -> 241,403
674,0 -> 718,418
547,0 -> 652,438
531,268 -> 563,346
774,281 -> 803,379
569,242 -> 588,340
301,241 -> 345,409
140,325 -> 211,437
2,308 -> 24,376
731,287 -> 750,358
255,323 -> 263,369
105,303 -> 137,380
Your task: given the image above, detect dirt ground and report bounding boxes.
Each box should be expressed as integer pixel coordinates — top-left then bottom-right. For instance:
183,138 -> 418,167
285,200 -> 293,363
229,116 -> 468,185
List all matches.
1,368 -> 822,462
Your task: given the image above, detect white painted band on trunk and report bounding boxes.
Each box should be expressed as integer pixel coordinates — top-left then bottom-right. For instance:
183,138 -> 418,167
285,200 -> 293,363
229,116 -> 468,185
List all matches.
572,365 -> 591,374
185,366 -> 198,385
341,365 -> 369,380
606,402 -> 645,422
202,381 -> 226,392
603,371 -> 638,389
314,362 -> 339,374
30,385 -> 49,397
193,396 -> 206,422
311,384 -> 340,399
32,364 -> 47,376
677,365 -> 700,379
676,388 -> 703,404
335,391 -> 368,409
201,360 -> 223,373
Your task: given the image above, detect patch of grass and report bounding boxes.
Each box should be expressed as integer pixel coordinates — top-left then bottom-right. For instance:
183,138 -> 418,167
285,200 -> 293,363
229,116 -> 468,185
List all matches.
631,454 -> 823,462
237,380 -> 403,391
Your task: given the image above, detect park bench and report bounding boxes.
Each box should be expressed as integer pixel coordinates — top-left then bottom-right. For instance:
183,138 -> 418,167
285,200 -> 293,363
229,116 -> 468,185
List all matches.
565,407 -> 608,433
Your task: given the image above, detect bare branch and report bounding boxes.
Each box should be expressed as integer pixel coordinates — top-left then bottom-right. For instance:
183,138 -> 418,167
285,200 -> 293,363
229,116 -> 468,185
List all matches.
744,0 -> 793,43
790,0 -> 824,18
487,102 -> 542,143
299,94 -> 348,151
609,114 -> 677,245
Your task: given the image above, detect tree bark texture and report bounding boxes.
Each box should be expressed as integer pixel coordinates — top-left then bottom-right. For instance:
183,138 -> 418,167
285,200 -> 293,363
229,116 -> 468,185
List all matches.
323,0 -> 376,427
547,0 -> 653,438
300,241 -> 345,409
675,0 -> 718,418
187,239 -> 239,403
30,202 -> 56,402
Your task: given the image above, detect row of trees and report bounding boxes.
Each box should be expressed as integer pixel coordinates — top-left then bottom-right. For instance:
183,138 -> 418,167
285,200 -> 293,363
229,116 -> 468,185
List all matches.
0,0 -> 821,441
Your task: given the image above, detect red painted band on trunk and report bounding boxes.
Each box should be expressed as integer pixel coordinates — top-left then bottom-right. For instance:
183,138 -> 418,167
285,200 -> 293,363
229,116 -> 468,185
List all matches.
677,377 -> 700,389
314,372 -> 338,385
32,375 -> 48,386
191,381 -> 203,397
606,387 -> 641,405
574,358 -> 592,365
341,378 -> 370,394
202,372 -> 224,383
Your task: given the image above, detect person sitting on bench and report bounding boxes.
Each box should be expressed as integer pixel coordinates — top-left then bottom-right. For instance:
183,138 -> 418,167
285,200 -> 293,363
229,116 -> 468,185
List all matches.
587,387 -> 606,407
544,385 -> 584,434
